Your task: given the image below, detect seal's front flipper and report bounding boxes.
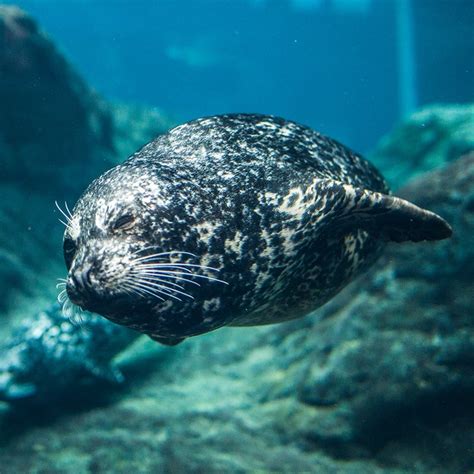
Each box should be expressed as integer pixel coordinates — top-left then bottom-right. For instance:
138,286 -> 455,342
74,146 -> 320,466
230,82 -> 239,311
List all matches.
324,181 -> 452,243
148,334 -> 185,346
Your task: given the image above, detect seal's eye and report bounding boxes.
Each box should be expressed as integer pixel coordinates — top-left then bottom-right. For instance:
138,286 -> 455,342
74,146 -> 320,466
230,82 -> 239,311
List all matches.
63,237 -> 76,270
112,214 -> 135,232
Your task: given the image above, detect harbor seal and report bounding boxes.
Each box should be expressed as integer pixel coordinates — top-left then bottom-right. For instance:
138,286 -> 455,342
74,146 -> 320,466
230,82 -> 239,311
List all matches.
61,114 -> 451,345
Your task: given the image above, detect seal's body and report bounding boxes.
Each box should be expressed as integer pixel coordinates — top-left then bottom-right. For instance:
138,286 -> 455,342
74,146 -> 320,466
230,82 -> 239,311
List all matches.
63,114 -> 451,345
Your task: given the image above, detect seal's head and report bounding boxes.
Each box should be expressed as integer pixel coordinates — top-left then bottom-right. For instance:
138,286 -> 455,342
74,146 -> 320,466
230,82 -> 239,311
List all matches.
63,164 -> 166,317
59,162 -> 219,328
65,166 -> 139,311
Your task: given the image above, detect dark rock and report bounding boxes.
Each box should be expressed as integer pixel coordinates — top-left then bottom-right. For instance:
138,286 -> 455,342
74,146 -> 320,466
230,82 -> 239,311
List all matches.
0,304 -> 139,405
0,5 -> 111,193
369,104 -> 474,189
0,6 -> 173,321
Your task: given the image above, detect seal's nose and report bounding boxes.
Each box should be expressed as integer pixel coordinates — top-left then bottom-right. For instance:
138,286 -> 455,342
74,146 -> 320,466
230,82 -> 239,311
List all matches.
67,263 -> 93,304
72,264 -> 92,290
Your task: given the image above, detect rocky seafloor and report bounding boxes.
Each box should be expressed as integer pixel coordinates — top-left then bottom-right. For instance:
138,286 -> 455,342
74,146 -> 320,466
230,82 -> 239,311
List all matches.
1,6 -> 474,474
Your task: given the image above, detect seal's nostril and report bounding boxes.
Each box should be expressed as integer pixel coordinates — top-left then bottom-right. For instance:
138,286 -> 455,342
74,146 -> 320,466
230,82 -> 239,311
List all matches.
71,265 -> 92,290
80,267 -> 92,287
70,273 -> 80,289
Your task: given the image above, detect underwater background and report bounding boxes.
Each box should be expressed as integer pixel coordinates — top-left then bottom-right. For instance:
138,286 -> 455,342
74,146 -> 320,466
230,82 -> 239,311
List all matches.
0,0 -> 473,473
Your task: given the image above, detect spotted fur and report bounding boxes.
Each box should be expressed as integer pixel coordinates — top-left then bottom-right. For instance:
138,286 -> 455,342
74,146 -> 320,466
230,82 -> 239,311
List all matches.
63,114 -> 451,344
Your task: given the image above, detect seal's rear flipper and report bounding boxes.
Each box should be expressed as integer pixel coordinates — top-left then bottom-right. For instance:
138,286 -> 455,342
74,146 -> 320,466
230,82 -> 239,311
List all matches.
325,181 -> 452,243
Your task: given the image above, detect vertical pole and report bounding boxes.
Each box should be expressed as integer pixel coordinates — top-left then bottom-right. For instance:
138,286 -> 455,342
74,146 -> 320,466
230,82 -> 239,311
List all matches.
396,0 -> 417,117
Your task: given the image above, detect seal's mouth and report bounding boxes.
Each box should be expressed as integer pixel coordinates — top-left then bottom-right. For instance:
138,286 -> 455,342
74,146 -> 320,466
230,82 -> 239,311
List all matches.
65,269 -> 95,309
66,275 -> 89,307
63,270 -> 137,318
65,279 -> 105,314
61,250 -> 228,319
65,256 -> 123,310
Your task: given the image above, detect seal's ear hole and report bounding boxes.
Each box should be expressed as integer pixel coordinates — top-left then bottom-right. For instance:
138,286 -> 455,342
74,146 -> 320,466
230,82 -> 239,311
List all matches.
112,214 -> 136,232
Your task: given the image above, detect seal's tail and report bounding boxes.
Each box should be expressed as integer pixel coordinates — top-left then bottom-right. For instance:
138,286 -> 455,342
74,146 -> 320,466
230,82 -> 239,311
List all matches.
360,193 -> 452,242
318,180 -> 452,243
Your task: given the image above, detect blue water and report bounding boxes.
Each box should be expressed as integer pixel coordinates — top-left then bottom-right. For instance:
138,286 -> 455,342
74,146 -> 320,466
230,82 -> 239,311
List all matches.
1,2 -> 474,472
11,0 -> 474,153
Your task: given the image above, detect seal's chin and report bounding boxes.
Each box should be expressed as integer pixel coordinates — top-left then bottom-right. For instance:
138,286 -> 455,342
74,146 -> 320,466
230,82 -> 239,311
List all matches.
66,288 -> 105,313
65,280 -> 89,308
66,279 -> 141,318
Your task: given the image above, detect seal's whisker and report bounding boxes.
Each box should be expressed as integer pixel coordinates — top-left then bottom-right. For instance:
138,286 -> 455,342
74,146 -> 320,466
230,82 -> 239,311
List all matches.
122,282 -> 142,297
134,263 -> 194,274
131,248 -> 197,258
123,279 -> 171,301
133,275 -> 187,291
134,276 -> 194,299
58,218 -> 72,230
55,200 -> 72,224
57,277 -> 68,283
131,245 -> 160,257
126,276 -> 187,301
61,298 -> 71,317
126,284 -> 165,301
134,268 -> 228,285
64,201 -> 73,219
56,282 -> 67,289
135,262 -> 221,272
57,289 -> 67,303
131,277 -> 192,301
123,277 -> 168,299
131,250 -> 198,263
122,283 -> 143,299
132,270 -> 201,287
145,265 -> 194,274
135,269 -> 225,285
61,297 -> 85,325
